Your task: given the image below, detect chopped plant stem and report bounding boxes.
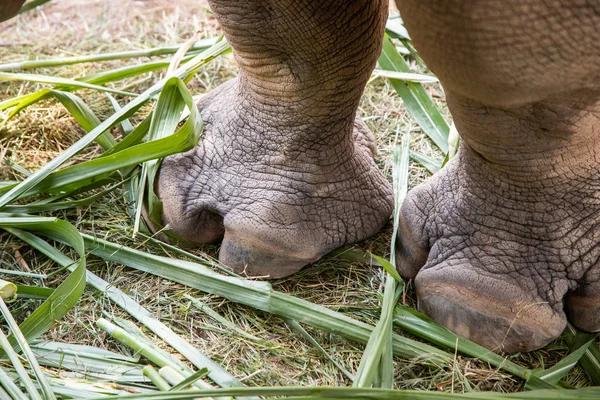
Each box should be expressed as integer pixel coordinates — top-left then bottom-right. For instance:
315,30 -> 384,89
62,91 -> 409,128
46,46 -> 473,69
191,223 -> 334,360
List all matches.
144,366 -> 172,391
0,38 -> 217,71
81,233 -> 452,364
0,297 -> 53,400
7,229 -> 247,391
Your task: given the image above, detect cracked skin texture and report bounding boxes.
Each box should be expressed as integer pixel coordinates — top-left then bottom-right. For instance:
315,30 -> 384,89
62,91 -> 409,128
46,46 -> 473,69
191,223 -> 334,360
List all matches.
158,0 -> 394,279
158,0 -> 600,352
396,0 -> 600,352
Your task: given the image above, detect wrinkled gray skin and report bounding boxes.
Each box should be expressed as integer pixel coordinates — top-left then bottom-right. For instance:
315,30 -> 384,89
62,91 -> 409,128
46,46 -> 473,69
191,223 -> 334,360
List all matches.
158,0 -> 600,352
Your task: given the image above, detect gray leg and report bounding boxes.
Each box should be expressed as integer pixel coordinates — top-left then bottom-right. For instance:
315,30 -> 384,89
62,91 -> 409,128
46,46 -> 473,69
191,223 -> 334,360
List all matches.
158,0 -> 393,278
396,0 -> 600,352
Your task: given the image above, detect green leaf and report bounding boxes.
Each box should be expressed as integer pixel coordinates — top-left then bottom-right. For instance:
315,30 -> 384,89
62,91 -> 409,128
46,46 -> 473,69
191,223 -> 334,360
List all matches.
0,37 -> 217,72
0,39 -> 230,208
81,233 -> 452,365
52,90 -> 116,150
564,324 -> 600,385
410,150 -> 442,174
378,35 -> 450,153
14,229 -> 247,391
0,72 -> 137,97
528,337 -> 594,388
0,218 -> 86,349
141,76 -> 203,235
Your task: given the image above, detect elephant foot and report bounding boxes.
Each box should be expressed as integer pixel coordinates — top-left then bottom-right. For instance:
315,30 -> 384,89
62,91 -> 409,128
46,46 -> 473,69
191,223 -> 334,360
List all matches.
157,79 -> 393,278
397,144 -> 600,352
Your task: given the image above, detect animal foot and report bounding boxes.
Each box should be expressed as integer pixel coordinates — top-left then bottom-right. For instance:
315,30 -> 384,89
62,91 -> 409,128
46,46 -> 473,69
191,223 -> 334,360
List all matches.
157,79 -> 394,278
396,145 -> 600,352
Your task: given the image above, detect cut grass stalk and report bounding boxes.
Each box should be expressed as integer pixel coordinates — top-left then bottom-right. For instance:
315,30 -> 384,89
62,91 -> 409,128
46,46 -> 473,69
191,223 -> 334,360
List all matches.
0,279 -> 17,300
97,318 -> 192,375
8,228 -> 249,392
0,38 -> 230,208
80,233 -> 452,365
82,386 -> 600,400
0,328 -> 42,400
0,298 -> 54,400
0,38 -> 217,71
144,366 -> 172,391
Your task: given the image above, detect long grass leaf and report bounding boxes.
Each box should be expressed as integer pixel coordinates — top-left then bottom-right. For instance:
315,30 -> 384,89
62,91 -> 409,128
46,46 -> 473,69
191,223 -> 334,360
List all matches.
0,72 -> 136,97
81,386 -> 600,400
0,38 -> 217,71
52,90 -> 116,150
0,218 -> 85,352
378,35 -> 450,153
80,234 -> 452,364
10,229 -> 248,391
0,39 -> 230,208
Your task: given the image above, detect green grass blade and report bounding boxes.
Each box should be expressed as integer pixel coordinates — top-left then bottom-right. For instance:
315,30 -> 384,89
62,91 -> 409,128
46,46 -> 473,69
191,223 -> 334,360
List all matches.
0,365 -> 28,400
0,39 -> 230,208
0,38 -> 217,72
0,72 -> 137,97
0,328 -> 43,400
528,337 -> 595,387
16,0 -> 52,16
52,90 -> 116,150
286,319 -> 355,383
0,218 -> 86,350
81,234 -> 452,365
168,369 -> 210,392
30,341 -> 144,379
564,324 -> 600,385
385,18 -> 410,40
12,229 -> 248,391
142,76 -> 203,234
378,35 -> 450,153
354,134 -> 410,388
409,150 -> 442,174
0,305 -> 54,400
81,386 -> 600,400
0,104 -> 198,200
1,182 -> 121,214
14,286 -> 53,300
